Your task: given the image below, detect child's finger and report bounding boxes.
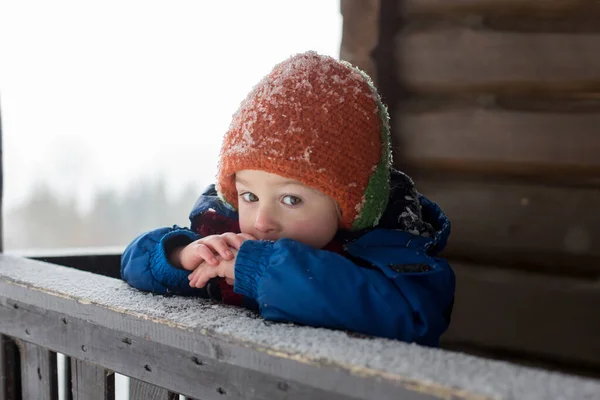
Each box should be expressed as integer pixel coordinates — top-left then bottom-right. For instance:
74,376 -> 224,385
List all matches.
188,266 -> 199,281
188,268 -> 205,288
193,268 -> 216,289
191,243 -> 219,266
220,233 -> 242,250
207,237 -> 234,260
236,233 -> 257,246
240,233 -> 258,241
224,233 -> 254,250
188,269 -> 197,286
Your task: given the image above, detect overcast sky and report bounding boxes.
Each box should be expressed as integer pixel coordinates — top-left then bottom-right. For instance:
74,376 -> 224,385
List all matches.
0,0 -> 342,212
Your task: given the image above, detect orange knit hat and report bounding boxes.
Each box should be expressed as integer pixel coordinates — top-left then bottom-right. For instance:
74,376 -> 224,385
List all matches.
216,51 -> 391,231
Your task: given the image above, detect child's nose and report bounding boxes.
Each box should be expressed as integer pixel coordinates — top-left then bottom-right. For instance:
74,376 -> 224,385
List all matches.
254,207 -> 278,233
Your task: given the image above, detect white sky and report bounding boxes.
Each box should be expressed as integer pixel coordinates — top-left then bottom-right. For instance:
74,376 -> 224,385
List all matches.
0,0 -> 342,212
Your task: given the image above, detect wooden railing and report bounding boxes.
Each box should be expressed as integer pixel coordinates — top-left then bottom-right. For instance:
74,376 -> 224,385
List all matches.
2,254 -> 600,400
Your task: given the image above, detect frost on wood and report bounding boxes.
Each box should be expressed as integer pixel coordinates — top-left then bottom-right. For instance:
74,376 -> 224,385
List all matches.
1,256 -> 600,400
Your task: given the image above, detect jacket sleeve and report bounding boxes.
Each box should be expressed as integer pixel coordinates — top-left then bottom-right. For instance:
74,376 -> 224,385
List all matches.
120,226 -> 209,296
233,230 -> 455,346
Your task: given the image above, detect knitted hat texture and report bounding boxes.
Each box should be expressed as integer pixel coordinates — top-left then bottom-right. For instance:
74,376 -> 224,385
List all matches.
216,51 -> 392,231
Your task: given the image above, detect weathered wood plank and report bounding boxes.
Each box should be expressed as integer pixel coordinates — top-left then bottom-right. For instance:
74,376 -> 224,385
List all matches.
0,335 -> 20,400
17,341 -> 57,400
400,0 -> 595,16
414,177 -> 600,274
129,379 -> 175,400
394,27 -> 600,94
340,0 -> 380,81
0,260 -> 441,400
71,359 -> 114,400
401,10 -> 600,34
476,14 -> 600,34
1,299 -> 360,400
442,262 -> 600,366
392,105 -> 600,172
2,256 -> 599,399
400,159 -> 600,186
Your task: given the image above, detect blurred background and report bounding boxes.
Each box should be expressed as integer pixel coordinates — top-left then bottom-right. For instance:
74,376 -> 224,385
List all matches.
0,0 -> 342,252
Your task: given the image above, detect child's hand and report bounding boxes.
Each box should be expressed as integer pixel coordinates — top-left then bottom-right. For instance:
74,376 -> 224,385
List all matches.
188,250 -> 237,288
172,233 -> 255,271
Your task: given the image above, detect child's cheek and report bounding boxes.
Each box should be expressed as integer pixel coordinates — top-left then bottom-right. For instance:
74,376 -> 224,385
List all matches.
286,219 -> 335,248
238,217 -> 254,236
286,220 -> 312,236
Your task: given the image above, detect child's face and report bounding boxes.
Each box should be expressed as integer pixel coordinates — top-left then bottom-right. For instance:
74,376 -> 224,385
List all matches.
235,170 -> 339,249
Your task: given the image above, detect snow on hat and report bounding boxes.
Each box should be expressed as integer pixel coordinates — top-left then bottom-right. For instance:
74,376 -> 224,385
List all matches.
216,51 -> 392,231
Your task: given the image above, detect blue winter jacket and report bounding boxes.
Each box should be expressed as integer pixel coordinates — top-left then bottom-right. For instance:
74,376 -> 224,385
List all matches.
121,172 -> 455,347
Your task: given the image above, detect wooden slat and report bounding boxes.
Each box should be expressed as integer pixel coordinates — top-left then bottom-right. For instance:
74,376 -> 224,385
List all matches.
130,379 -> 175,400
477,14 -> 600,34
442,262 -> 600,366
401,0 -> 595,16
414,176 -> 600,274
401,14 -> 600,35
71,359 -> 114,400
399,159 -> 600,187
18,341 -> 57,400
394,27 -> 600,94
0,335 -> 20,400
392,105 -> 600,173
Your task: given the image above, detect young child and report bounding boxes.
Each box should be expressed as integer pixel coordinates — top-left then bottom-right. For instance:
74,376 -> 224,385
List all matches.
121,51 -> 455,347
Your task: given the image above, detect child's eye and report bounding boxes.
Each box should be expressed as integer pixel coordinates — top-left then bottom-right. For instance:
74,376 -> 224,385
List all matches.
282,195 -> 302,206
240,192 -> 258,202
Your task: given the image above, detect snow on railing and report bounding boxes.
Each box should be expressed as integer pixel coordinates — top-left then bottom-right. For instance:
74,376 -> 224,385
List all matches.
1,254 -> 599,400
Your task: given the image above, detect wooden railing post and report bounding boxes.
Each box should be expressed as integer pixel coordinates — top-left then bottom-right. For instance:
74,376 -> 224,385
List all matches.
71,359 -> 115,400
0,335 -> 21,400
17,341 -> 57,400
129,379 -> 176,400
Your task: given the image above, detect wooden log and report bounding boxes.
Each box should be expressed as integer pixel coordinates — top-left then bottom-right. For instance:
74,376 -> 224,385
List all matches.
400,0 -> 596,17
477,14 -> 600,34
413,176 -> 600,274
71,359 -> 115,400
18,341 -> 57,400
340,0 -> 381,81
2,256 -> 600,399
442,262 -> 600,366
0,335 -> 20,400
392,105 -> 600,174
130,379 -> 175,400
401,14 -> 600,34
394,27 -> 600,94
